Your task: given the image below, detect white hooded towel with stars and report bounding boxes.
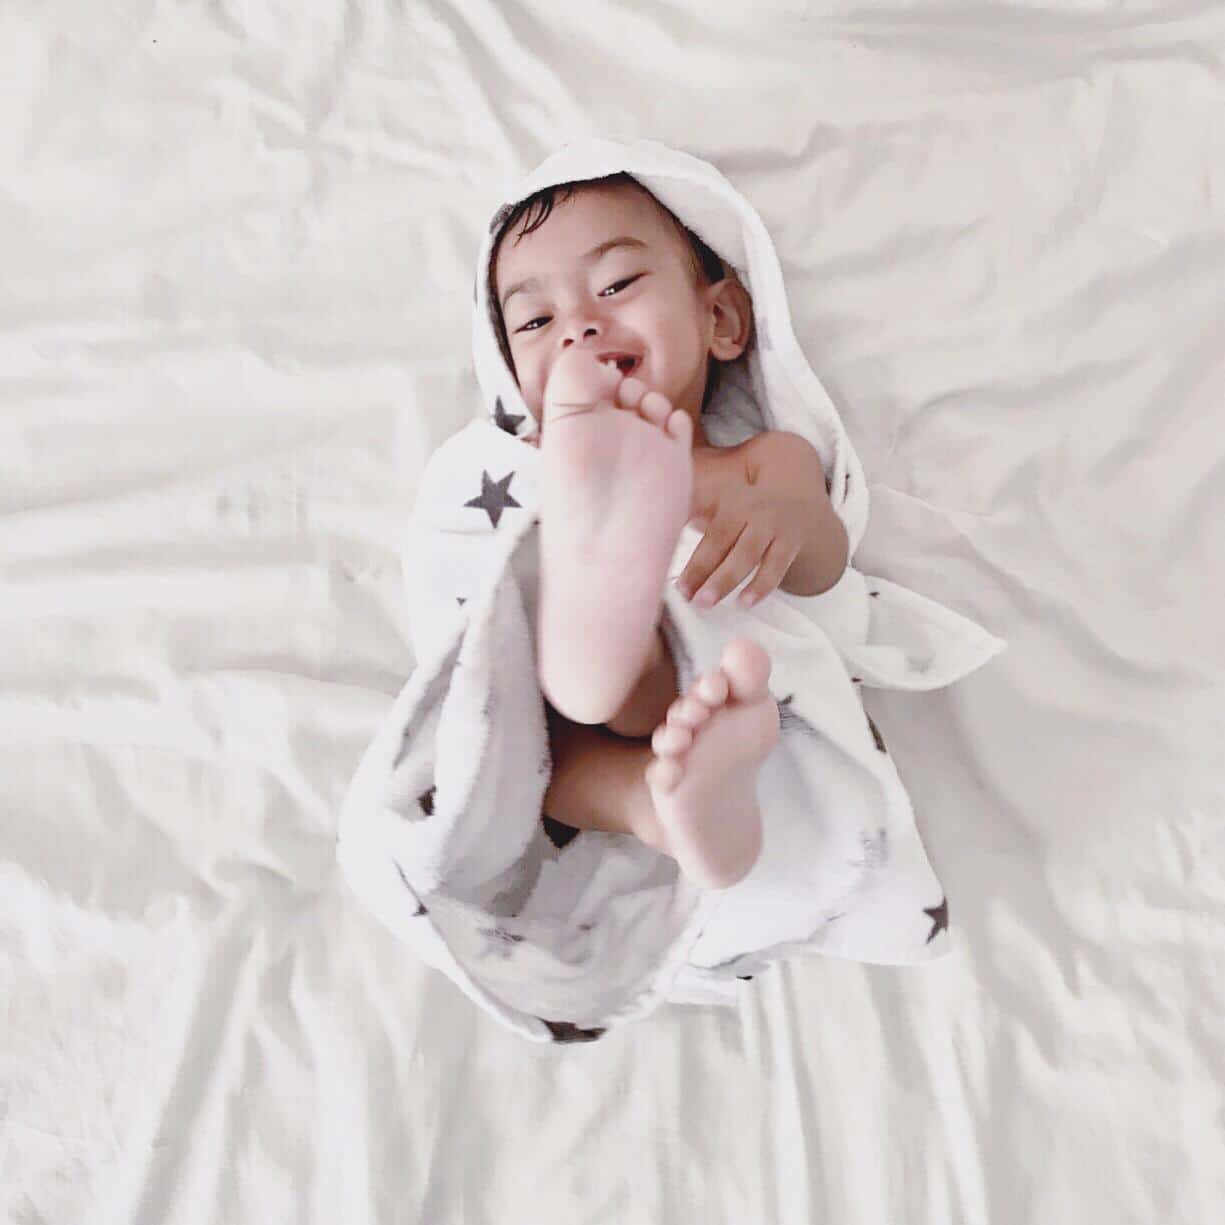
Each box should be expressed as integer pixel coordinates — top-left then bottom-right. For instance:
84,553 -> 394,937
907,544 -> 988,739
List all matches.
336,137 -> 1006,1046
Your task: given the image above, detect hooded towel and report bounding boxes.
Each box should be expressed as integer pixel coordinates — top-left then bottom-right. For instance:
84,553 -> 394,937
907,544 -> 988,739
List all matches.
336,137 -> 1006,1045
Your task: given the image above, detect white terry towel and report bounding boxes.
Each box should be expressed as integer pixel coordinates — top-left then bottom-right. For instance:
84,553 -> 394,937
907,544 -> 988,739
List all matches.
336,137 -> 1007,1045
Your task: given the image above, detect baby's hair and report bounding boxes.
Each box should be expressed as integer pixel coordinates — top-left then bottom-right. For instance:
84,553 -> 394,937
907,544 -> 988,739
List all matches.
487,172 -> 741,411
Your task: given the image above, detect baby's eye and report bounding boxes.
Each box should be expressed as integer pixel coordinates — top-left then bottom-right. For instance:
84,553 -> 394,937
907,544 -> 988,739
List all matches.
600,275 -> 641,297
514,276 -> 642,334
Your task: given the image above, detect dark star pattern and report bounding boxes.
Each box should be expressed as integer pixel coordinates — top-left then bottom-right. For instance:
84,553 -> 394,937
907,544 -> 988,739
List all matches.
464,469 -> 521,529
923,896 -> 949,944
776,693 -> 820,741
456,596 -> 466,607
540,1019 -> 607,1044
844,472 -> 850,499
478,926 -> 525,960
393,860 -> 428,916
492,395 -> 525,437
418,785 -> 435,816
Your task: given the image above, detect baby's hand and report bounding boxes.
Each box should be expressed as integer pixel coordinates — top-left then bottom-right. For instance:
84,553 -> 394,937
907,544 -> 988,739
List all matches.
675,443 -> 808,610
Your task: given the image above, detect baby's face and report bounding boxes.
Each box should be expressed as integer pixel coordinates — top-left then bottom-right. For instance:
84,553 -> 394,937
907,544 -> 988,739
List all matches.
493,183 -> 719,432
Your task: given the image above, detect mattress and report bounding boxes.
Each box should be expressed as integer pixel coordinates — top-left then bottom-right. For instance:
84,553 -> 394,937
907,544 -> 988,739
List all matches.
2,2 -> 1222,1221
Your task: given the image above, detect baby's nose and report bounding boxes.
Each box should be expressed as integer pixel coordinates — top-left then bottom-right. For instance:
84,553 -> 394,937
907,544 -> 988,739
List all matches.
562,321 -> 601,346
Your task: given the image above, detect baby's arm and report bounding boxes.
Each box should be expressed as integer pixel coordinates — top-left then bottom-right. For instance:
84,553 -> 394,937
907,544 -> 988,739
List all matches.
682,430 -> 848,606
743,430 -> 848,595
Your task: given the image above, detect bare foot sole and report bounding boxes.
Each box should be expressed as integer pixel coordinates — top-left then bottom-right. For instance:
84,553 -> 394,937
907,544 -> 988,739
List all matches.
642,638 -> 780,890
537,347 -> 693,725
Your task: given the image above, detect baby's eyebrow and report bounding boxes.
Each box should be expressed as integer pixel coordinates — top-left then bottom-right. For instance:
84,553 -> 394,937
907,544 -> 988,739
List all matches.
500,236 -> 649,311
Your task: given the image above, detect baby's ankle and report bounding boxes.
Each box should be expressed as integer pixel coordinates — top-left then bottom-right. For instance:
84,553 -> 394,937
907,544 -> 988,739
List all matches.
604,626 -> 676,738
628,778 -> 667,853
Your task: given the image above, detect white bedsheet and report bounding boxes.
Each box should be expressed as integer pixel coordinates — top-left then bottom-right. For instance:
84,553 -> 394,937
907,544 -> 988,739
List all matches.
2,2 -> 1222,1222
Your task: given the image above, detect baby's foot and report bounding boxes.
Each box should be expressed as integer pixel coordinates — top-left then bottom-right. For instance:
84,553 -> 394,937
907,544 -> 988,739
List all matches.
642,638 -> 780,890
537,346 -> 693,725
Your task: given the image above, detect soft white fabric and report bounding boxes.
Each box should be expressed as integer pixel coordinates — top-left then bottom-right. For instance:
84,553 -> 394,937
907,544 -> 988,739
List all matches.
3,2 -> 1222,1221
335,137 -> 1007,1041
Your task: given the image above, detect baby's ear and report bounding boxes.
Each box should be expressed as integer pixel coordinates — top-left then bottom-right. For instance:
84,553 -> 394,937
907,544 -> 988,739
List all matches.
708,277 -> 754,362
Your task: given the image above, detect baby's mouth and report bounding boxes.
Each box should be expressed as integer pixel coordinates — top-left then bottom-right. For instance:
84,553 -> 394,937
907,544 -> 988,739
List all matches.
598,351 -> 641,376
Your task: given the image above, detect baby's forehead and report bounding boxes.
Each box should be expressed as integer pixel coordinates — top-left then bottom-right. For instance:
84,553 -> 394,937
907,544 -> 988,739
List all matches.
495,183 -> 679,277
570,182 -> 656,225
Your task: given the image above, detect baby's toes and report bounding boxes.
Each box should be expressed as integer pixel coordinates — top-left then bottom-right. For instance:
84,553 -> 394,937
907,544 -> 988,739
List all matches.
646,755 -> 684,795
671,700 -> 710,725
693,669 -> 730,709
638,389 -> 677,429
719,638 -> 772,703
615,375 -> 649,412
667,695 -> 711,730
615,374 -> 674,428
651,721 -> 693,757
614,377 -> 679,434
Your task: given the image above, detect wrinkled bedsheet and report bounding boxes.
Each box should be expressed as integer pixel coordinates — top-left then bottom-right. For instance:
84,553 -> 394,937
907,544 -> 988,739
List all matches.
2,2 -> 1222,1222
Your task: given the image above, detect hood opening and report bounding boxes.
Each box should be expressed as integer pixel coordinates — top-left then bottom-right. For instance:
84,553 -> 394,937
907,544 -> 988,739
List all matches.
484,171 -> 749,419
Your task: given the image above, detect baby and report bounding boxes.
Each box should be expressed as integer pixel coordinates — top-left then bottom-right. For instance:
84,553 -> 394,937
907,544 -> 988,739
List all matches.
490,173 -> 849,889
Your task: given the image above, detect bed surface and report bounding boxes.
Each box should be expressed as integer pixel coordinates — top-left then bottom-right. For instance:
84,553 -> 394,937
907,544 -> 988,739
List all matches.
2,3 -> 1221,1221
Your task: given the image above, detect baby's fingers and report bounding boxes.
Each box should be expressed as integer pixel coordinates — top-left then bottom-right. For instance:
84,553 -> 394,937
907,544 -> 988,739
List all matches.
687,527 -> 766,608
737,539 -> 801,609
675,520 -> 742,602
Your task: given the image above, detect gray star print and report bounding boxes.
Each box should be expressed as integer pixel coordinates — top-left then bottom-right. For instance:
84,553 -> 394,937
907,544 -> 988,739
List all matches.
492,396 -> 525,436
848,825 -> 889,872
464,469 -> 521,529
776,693 -> 821,741
478,926 -> 525,960
924,896 -> 949,944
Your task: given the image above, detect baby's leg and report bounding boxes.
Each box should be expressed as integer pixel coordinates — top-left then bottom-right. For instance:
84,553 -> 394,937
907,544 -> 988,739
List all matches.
602,624 -> 679,741
536,355 -> 693,726
543,638 -> 780,890
644,639 -> 779,889
543,701 -> 660,844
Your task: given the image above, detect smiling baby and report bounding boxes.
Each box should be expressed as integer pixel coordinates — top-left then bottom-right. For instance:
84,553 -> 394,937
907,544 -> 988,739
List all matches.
489,172 -> 848,889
